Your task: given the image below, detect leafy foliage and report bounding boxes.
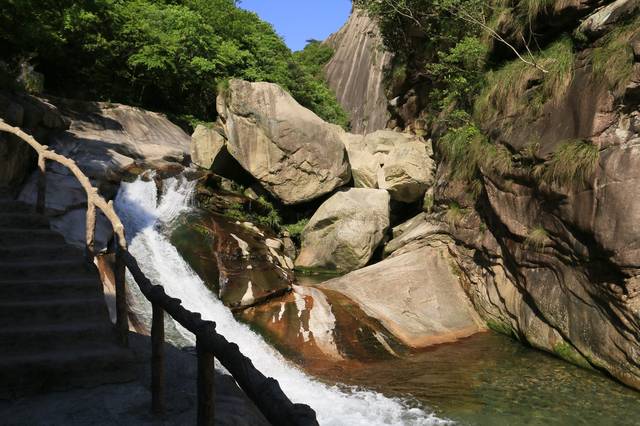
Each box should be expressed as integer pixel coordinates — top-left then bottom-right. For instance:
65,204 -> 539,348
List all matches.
0,0 -> 347,125
282,218 -> 309,240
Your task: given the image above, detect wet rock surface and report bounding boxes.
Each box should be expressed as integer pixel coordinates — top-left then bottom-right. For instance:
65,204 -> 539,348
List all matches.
171,209 -> 294,309
238,285 -> 404,367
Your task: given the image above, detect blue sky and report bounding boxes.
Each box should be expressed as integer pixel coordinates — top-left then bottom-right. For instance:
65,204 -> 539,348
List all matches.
239,0 -> 352,51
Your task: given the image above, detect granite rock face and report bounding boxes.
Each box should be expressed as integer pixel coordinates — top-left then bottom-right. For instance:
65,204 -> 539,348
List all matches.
172,210 -> 294,309
324,9 -> 393,134
15,98 -> 190,248
319,247 -> 484,348
295,188 -> 390,272
439,16 -> 640,389
217,80 -> 351,205
191,124 -> 226,170
0,92 -> 69,190
343,130 -> 435,202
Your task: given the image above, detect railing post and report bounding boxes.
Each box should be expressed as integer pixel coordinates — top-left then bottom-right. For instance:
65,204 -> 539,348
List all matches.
151,303 -> 165,416
115,242 -> 128,347
36,154 -> 46,214
197,337 -> 215,426
85,199 -> 96,260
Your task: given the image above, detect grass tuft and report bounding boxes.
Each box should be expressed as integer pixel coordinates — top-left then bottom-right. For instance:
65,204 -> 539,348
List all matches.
525,226 -> 549,250
474,36 -> 574,125
591,17 -> 640,94
445,202 -> 467,228
542,139 -> 599,188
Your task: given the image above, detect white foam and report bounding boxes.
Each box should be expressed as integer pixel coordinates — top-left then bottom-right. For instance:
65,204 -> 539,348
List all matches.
114,175 -> 451,426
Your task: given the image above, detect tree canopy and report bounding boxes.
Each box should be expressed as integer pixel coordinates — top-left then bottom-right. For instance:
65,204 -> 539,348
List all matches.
0,0 -> 348,127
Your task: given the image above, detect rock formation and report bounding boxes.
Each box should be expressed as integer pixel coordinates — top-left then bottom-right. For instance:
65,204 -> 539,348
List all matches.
319,246 -> 485,348
296,188 -> 390,272
343,130 -> 435,202
15,97 -> 190,248
327,0 -> 640,391
324,9 -> 392,134
216,80 -> 351,205
191,124 -> 226,170
171,210 -> 294,309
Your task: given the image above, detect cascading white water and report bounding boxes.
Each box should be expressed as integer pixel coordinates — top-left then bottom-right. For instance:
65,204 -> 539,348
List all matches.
114,175 -> 450,426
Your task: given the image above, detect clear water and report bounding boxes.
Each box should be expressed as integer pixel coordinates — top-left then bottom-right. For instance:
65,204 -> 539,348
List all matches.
114,176 -> 447,426
316,332 -> 640,426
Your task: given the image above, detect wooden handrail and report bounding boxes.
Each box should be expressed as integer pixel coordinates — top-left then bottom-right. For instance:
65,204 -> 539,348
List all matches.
0,118 -> 129,345
0,119 -> 318,425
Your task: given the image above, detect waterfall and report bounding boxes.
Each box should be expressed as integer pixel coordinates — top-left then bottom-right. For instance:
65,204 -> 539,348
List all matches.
114,175 -> 449,426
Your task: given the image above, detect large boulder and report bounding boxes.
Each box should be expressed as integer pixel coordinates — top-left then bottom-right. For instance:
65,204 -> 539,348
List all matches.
295,188 -> 390,272
343,130 -> 435,202
17,98 -> 190,249
577,0 -> 640,39
217,79 -> 351,205
319,247 -> 485,347
191,124 -> 226,170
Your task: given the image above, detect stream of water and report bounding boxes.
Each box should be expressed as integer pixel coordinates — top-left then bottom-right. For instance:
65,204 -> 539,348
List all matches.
114,175 -> 640,425
114,176 -> 447,426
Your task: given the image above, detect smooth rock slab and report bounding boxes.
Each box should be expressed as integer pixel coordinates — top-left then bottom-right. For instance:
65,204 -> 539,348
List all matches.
239,285 -> 403,367
217,80 -> 351,205
295,188 -> 390,272
319,247 -> 485,347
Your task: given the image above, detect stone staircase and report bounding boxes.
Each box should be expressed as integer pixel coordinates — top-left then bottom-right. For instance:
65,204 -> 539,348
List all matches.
0,188 -> 134,397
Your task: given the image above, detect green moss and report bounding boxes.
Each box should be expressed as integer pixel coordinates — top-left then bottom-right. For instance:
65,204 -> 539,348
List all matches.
282,218 -> 309,239
591,17 -> 640,94
554,342 -> 592,370
541,139 -> 599,188
475,36 -> 574,125
486,319 -> 515,337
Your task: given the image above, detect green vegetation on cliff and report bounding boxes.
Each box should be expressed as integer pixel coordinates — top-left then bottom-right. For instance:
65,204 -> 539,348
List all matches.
0,0 -> 348,126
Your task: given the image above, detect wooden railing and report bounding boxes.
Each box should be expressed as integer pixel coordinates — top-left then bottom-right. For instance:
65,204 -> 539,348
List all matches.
0,119 -> 129,346
0,119 -> 318,426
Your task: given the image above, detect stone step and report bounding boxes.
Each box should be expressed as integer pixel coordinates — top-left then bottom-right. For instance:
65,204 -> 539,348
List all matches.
0,228 -> 66,245
0,242 -> 83,261
0,345 -> 136,397
0,201 -> 33,213
0,322 -> 116,356
0,259 -> 96,280
0,212 -> 50,228
0,298 -> 109,327
0,277 -> 103,302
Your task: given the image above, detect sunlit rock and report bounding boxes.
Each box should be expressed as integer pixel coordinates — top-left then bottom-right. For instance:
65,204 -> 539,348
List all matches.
320,247 -> 485,348
296,188 -> 390,272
